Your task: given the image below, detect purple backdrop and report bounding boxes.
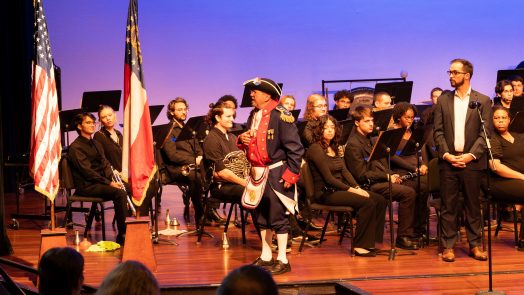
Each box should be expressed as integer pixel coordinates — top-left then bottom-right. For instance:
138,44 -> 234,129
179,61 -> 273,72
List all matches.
45,0 -> 523,124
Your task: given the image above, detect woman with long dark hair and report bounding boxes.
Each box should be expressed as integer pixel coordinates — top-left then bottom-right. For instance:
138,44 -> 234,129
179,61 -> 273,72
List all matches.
306,115 -> 386,256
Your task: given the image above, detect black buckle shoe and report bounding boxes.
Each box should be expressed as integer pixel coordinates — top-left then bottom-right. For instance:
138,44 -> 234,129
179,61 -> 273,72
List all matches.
252,257 -> 274,270
270,260 -> 291,275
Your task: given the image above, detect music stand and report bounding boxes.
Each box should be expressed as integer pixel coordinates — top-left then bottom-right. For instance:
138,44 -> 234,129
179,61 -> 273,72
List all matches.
59,108 -> 86,146
509,99 -> 524,123
81,90 -> 121,112
240,83 -> 283,108
368,128 -> 413,260
374,81 -> 413,104
338,119 -> 354,146
398,126 -> 428,157
509,111 -> 524,134
150,123 -> 180,245
174,116 -> 213,238
496,69 -> 524,82
372,108 -> 394,134
328,108 -> 350,122
149,105 -> 164,125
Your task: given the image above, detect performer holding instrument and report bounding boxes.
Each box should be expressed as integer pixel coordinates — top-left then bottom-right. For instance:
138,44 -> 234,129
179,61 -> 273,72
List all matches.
161,98 -> 219,227
67,112 -> 128,244
203,101 -> 247,206
389,102 -> 429,239
93,104 -> 154,216
238,77 -> 304,275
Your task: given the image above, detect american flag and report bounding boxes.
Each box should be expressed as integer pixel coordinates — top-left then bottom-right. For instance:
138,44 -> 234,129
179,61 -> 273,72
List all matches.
122,0 -> 157,206
29,0 -> 61,202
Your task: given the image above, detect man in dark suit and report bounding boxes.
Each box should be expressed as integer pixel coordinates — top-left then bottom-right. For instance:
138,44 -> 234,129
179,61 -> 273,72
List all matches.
433,58 -> 491,262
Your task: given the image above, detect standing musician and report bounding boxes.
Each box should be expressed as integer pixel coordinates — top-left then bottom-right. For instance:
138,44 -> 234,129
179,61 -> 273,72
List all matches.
238,77 -> 304,275
202,102 -> 247,205
67,112 -> 128,244
93,105 -> 154,216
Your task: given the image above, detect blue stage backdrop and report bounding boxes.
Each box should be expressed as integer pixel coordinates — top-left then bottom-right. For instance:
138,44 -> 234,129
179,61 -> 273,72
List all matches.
45,0 -> 523,123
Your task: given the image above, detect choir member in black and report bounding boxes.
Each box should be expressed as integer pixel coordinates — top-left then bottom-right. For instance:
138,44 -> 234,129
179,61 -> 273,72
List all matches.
493,80 -> 514,109
489,106 -> 524,248
420,88 -> 444,165
203,102 -> 246,204
239,77 -> 304,275
333,90 -> 353,110
67,113 -> 127,244
161,97 -> 208,227
306,115 -> 386,256
344,105 -> 419,250
390,102 -> 429,238
93,105 -> 154,216
301,94 -> 328,149
279,95 -> 296,111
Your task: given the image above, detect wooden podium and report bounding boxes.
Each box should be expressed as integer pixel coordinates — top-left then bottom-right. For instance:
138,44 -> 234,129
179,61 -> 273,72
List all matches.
122,217 -> 156,272
39,228 -> 67,260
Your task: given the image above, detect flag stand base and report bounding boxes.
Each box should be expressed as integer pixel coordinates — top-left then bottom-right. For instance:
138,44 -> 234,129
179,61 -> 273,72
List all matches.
122,217 -> 156,272
39,228 -> 67,259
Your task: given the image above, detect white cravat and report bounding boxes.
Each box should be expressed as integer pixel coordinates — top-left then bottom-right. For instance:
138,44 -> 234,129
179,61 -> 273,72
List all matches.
250,109 -> 263,132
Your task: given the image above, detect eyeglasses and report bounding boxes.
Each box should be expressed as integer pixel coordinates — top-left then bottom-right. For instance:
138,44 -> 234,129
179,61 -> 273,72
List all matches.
446,70 -> 466,76
313,104 -> 328,109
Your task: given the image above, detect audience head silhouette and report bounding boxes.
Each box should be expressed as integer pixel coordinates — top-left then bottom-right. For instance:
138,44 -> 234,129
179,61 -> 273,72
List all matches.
216,265 -> 278,295
96,260 -> 159,295
38,247 -> 84,295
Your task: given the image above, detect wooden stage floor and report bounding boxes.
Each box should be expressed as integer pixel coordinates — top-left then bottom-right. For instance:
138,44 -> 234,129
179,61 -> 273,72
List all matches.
3,186 -> 524,294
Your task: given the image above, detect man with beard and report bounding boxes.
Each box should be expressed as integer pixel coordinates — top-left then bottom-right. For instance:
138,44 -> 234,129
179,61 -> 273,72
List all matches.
433,58 -> 491,262
161,97 -> 224,227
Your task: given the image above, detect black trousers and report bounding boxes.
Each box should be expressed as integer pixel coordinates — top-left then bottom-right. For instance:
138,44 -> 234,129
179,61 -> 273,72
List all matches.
369,182 -> 416,238
167,169 -> 204,223
402,176 -> 429,235
76,183 -> 128,236
440,167 -> 483,249
211,183 -> 243,203
320,190 -> 387,248
490,176 -> 524,240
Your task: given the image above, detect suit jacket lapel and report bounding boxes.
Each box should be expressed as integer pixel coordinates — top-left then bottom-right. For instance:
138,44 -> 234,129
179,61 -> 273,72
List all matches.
446,91 -> 455,132
465,90 -> 475,124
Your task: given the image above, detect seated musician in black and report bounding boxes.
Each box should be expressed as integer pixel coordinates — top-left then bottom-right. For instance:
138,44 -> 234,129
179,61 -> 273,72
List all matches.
344,105 -> 419,250
161,97 -> 221,226
67,113 -> 127,244
301,94 -> 328,149
307,115 -> 386,256
390,102 -> 429,239
489,106 -> 524,248
93,105 -> 154,216
203,102 -> 247,204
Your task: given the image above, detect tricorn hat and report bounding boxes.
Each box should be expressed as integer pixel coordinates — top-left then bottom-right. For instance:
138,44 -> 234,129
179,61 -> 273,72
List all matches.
243,77 -> 282,100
